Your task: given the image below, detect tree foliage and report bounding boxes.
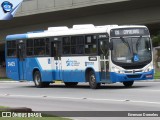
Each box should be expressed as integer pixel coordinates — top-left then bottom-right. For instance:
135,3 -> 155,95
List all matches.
152,32 -> 160,47
152,32 -> 160,69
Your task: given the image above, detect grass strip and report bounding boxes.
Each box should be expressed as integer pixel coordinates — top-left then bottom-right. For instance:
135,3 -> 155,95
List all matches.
154,71 -> 160,79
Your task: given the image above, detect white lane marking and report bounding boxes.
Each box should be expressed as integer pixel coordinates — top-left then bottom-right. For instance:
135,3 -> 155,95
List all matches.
127,89 -> 160,92
0,81 -> 19,83
86,98 -> 160,105
0,94 -> 84,100
0,94 -> 160,105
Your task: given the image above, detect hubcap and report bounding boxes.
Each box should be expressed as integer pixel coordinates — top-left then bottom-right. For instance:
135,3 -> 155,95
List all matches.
90,74 -> 95,86
35,74 -> 40,85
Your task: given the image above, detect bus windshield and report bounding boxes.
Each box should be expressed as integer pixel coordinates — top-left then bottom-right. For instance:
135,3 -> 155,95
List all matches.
111,37 -> 152,64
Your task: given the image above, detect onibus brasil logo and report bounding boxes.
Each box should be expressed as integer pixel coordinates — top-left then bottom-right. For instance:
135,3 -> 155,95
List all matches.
1,1 -> 13,13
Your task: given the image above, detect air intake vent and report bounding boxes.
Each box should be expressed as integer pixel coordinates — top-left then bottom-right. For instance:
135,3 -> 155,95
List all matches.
127,75 -> 142,78
121,64 -> 147,69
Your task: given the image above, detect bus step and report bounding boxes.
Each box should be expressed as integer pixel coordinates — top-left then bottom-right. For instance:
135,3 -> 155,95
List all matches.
54,80 -> 63,84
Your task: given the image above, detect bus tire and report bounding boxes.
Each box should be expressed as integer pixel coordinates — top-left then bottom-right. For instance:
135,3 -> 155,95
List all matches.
89,71 -> 100,89
64,82 -> 78,87
33,71 -> 49,88
123,81 -> 134,87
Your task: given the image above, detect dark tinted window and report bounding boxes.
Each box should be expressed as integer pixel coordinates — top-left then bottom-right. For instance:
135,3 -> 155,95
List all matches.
63,36 -> 85,55
63,37 -> 71,54
26,39 -> 34,56
7,41 -> 17,57
85,35 -> 97,54
26,38 -> 50,56
62,35 -> 97,55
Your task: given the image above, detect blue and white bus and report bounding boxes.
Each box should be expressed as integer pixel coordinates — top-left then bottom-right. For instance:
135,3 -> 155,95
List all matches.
6,24 -> 154,89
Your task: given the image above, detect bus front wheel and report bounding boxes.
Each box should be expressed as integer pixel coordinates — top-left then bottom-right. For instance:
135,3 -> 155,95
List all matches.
123,81 -> 134,87
89,71 -> 100,89
33,71 -> 49,88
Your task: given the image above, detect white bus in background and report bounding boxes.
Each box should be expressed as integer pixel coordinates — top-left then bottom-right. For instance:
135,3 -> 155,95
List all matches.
6,24 -> 154,89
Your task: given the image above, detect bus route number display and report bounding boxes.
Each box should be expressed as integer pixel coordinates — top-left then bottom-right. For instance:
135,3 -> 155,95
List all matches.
110,28 -> 149,37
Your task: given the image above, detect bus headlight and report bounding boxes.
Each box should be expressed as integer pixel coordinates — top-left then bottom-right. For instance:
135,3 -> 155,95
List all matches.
112,66 -> 124,74
144,64 -> 153,72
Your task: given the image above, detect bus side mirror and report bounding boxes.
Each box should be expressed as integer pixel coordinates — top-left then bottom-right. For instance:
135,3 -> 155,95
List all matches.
109,41 -> 113,50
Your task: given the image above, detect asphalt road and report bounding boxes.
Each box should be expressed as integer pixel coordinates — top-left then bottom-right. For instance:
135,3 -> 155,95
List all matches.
0,81 -> 160,120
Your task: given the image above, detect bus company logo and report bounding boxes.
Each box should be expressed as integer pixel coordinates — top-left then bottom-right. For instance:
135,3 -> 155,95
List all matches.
1,1 -> 13,13
2,112 -> 12,117
1,112 -> 42,118
66,59 -> 73,66
66,59 -> 80,66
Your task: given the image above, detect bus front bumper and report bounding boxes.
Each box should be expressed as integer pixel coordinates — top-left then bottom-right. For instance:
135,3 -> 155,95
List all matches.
110,69 -> 154,83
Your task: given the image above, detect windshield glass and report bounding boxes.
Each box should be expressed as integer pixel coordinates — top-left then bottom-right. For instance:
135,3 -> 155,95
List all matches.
111,37 -> 152,64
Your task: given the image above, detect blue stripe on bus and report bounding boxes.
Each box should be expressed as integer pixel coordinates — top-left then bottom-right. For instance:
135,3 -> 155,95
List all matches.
6,57 -> 154,83
6,34 -> 28,40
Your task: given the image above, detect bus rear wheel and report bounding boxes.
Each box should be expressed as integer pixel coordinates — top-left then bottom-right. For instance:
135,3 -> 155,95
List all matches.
123,81 -> 134,87
33,71 -> 49,88
64,82 -> 78,87
89,71 -> 100,89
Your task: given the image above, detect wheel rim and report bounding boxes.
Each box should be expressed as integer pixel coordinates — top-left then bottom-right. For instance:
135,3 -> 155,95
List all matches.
90,74 -> 96,86
35,74 -> 40,86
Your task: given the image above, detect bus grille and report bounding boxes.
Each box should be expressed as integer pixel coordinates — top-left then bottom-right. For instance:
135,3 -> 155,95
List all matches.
124,70 -> 143,74
121,64 -> 146,69
127,75 -> 142,78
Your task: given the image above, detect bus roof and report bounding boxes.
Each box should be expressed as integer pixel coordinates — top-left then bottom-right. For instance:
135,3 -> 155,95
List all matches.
6,24 -> 147,40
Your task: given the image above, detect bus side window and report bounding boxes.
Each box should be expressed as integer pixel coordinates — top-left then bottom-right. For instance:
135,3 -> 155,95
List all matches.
26,39 -> 34,56
85,35 -> 97,54
34,38 -> 48,56
75,36 -> 84,54
12,50 -> 17,57
63,37 -> 71,54
7,41 -> 17,57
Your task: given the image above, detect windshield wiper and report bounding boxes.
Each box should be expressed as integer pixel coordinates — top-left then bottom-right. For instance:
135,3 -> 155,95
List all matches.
120,37 -> 132,54
136,36 -> 142,51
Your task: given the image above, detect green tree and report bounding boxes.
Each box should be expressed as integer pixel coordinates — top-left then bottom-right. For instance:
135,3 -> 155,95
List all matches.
152,32 -> 160,69
152,33 -> 160,47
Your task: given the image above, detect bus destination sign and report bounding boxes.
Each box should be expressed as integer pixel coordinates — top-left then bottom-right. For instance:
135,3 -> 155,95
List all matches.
110,28 -> 149,37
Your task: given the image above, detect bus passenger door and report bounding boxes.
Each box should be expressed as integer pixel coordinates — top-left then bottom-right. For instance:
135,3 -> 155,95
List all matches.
51,41 -> 62,80
17,40 -> 25,80
99,36 -> 110,82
